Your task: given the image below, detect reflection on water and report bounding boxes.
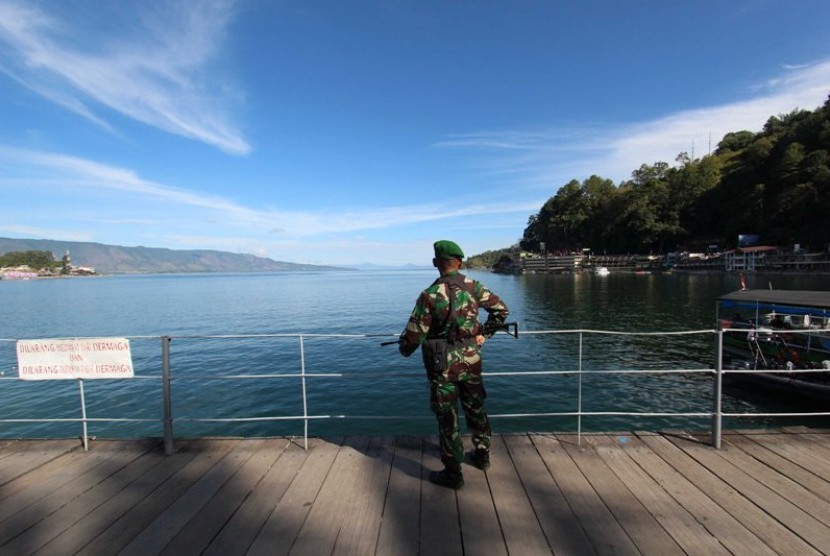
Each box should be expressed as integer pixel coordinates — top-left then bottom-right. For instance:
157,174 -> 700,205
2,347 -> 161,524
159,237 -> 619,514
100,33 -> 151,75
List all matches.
1,270 -> 829,438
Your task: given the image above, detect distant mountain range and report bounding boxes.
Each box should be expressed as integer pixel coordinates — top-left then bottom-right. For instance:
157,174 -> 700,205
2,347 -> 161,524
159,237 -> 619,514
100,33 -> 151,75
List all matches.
0,237 -> 349,274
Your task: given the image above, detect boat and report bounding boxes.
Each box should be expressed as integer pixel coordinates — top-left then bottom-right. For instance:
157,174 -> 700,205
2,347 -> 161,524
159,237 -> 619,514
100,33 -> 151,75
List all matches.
594,266 -> 610,276
715,288 -> 830,398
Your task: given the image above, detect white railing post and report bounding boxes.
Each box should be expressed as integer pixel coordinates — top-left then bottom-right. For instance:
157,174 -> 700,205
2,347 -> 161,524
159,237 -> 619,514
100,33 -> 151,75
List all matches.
578,331 -> 583,446
300,335 -> 308,450
712,330 -> 723,449
162,336 -> 174,455
78,379 -> 89,451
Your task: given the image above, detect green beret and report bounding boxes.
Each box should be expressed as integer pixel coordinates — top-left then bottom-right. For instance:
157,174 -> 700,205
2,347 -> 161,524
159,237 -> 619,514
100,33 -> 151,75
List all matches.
434,240 -> 465,260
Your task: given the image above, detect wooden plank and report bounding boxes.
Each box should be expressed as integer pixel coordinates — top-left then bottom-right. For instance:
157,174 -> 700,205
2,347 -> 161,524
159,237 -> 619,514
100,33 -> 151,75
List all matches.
375,435 -> 423,556
784,427 -> 830,450
486,435 -> 548,554
629,432 -> 776,556
75,439 -> 239,556
0,441 -> 143,548
670,433 -> 830,554
733,432 -> 830,504
288,436 -> 374,555
558,433 -> 684,555
36,443 -> 197,556
793,429 -> 830,460
0,439 -> 80,486
332,435 -> 397,555
588,434 -> 730,555
160,438 -> 283,556
0,442 -> 122,513
506,434 -> 596,555
117,439 -> 251,556
0,438 -> 78,455
723,433 -> 830,516
0,439 -> 21,454
203,438 -> 312,556
1,441 -> 159,554
419,435 -> 463,556
246,437 -> 343,556
735,429 -> 830,477
801,429 -> 830,445
640,433 -> 821,555
531,434 -> 639,555
457,436 -> 507,556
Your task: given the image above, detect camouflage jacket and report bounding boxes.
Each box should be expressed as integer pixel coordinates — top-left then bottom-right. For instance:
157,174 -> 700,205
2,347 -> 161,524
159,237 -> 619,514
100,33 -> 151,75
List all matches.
399,272 -> 509,372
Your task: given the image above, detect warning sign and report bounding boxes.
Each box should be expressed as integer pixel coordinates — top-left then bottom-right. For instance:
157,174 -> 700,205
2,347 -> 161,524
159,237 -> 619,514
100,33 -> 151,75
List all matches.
16,338 -> 134,380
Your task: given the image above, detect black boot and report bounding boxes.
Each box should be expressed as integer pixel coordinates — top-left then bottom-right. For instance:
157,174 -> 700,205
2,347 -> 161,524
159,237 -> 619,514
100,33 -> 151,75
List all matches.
429,464 -> 464,489
466,448 -> 490,470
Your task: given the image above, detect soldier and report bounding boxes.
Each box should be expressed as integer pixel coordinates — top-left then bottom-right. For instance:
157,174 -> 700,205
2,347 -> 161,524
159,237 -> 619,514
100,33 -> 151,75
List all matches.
398,240 -> 510,489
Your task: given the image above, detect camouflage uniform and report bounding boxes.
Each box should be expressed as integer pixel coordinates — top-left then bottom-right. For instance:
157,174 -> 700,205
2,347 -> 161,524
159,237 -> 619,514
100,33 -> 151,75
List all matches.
399,271 -> 509,468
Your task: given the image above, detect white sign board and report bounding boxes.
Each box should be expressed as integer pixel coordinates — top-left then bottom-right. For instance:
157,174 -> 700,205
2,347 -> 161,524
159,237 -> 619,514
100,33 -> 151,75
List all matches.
16,338 -> 134,381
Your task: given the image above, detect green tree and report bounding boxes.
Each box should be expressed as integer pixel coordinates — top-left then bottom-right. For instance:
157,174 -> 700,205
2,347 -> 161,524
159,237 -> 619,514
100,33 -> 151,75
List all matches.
614,162 -> 680,252
716,131 -> 756,154
670,154 -> 722,241
0,250 -> 58,270
515,93 -> 830,257
520,214 -> 541,252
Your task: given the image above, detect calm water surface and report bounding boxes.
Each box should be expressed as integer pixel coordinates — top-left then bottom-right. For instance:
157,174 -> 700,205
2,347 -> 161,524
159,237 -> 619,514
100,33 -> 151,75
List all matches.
1,270 -> 828,438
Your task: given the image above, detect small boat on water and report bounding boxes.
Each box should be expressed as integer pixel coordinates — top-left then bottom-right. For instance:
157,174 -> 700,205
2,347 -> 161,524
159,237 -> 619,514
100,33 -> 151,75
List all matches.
715,288 -> 830,399
594,266 -> 610,276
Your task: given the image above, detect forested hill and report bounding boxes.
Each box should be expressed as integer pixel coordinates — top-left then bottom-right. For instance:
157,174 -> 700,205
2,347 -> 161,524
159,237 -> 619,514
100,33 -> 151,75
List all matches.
0,238 -> 348,274
519,94 -> 830,256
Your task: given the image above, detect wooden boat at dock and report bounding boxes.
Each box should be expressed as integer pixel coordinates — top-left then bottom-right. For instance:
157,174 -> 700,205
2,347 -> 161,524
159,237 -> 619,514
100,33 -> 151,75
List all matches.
716,288 -> 830,398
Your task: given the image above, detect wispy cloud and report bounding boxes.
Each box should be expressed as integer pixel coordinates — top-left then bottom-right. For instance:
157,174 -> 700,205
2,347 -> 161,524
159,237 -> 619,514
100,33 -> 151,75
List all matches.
0,145 -> 537,241
0,223 -> 96,242
0,0 -> 248,154
604,60 -> 830,177
438,60 -> 830,187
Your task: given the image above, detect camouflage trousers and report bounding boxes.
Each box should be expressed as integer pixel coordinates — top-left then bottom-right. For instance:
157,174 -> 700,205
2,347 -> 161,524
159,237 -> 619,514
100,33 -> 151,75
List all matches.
429,373 -> 492,467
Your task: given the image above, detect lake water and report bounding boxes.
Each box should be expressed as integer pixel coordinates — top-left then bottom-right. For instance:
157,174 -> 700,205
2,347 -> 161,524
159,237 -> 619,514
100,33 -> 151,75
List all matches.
1,270 -> 828,439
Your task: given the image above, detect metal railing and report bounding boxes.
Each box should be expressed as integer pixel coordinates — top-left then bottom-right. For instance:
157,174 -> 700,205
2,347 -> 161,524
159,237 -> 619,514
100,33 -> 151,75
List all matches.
2,328 -> 829,453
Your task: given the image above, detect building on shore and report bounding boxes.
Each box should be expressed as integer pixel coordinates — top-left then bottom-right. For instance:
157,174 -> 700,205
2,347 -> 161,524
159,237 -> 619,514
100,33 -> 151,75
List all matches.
0,251 -> 97,279
517,247 -> 830,274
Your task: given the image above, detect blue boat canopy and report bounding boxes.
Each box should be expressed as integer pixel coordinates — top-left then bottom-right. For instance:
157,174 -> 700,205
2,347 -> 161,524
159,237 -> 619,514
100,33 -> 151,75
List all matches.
718,289 -> 830,317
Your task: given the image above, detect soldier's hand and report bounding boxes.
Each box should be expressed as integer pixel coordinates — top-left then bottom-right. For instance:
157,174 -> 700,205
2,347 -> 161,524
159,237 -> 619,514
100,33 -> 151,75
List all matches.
475,334 -> 486,346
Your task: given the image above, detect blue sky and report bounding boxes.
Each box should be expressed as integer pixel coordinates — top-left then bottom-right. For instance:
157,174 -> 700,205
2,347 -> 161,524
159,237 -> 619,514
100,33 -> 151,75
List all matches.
1,0 -> 829,267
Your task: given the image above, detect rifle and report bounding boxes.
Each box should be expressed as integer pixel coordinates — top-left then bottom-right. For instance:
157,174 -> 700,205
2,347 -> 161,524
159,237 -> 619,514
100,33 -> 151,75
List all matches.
380,337 -> 404,347
380,321 -> 518,346
482,320 -> 519,339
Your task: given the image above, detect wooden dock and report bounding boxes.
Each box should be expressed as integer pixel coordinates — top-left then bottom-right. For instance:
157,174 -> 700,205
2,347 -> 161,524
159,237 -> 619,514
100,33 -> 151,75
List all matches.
1,429 -> 829,555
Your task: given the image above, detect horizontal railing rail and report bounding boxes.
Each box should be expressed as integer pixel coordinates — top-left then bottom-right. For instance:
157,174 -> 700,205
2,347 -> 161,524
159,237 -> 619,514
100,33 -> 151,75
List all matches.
2,328 -> 830,453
